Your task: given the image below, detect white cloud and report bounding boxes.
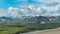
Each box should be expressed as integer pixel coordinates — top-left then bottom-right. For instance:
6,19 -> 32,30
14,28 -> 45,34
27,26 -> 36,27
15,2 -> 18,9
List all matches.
7,7 -> 19,18
0,4 -> 60,18
46,2 -> 59,6
0,8 -> 7,17
41,5 -> 60,16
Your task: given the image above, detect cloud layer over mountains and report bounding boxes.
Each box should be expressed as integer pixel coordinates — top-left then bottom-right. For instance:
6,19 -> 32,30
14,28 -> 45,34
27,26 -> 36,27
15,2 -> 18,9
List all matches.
0,2 -> 60,18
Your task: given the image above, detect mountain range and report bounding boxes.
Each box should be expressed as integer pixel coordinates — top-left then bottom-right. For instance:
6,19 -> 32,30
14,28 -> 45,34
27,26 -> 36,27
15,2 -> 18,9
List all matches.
0,15 -> 60,24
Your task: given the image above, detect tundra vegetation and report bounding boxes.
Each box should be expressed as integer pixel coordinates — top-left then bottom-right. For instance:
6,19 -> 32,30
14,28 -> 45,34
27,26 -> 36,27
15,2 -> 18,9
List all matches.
0,23 -> 60,34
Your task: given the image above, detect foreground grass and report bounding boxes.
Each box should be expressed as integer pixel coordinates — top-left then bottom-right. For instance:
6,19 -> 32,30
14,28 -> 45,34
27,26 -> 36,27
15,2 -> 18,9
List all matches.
0,27 -> 24,34
0,24 -> 60,34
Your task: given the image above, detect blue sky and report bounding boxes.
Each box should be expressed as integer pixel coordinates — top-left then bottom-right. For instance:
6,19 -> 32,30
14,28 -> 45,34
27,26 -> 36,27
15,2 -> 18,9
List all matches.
0,0 -> 46,9
0,0 -> 60,9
